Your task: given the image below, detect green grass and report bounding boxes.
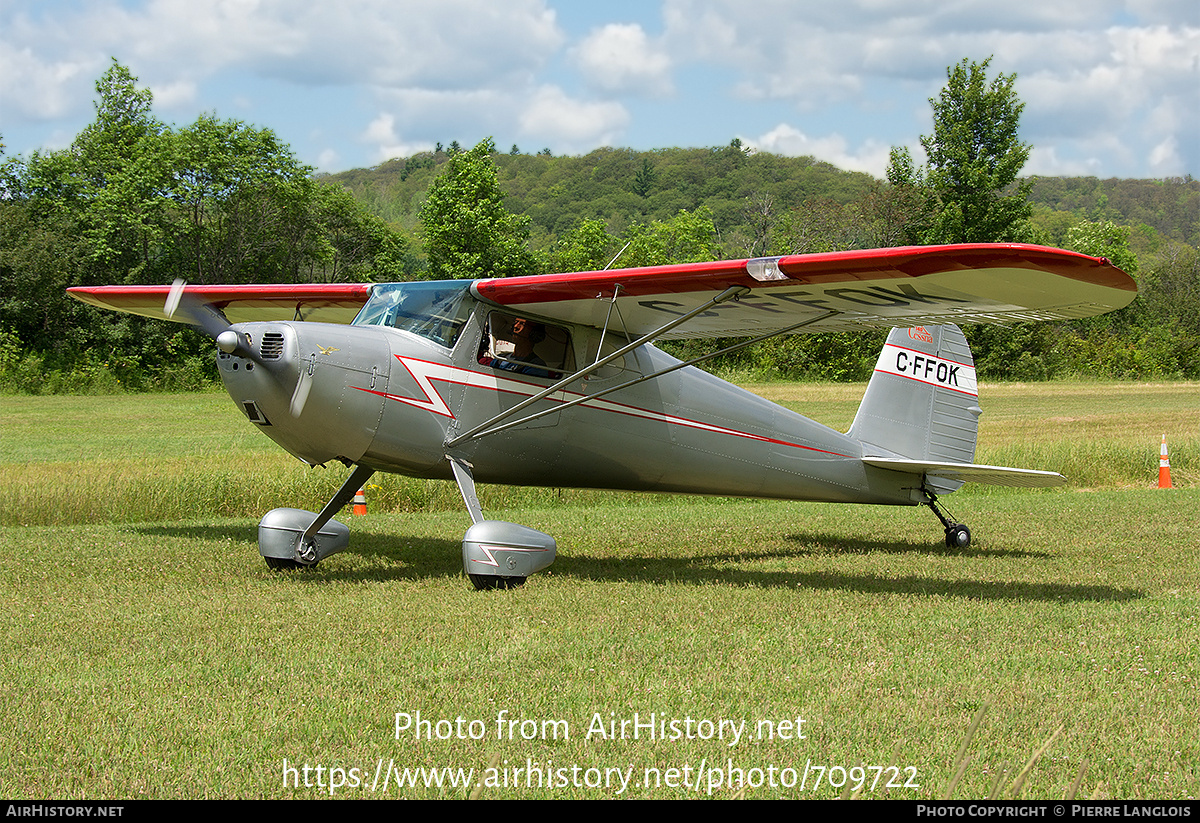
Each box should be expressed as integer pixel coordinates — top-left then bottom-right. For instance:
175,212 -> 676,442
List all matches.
2,381 -> 1195,527
752,380 -> 1198,491
1,383 -> 1197,798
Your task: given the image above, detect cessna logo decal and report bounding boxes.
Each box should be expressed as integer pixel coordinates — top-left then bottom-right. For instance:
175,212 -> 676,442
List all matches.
358,356 -> 848,458
874,343 -> 978,396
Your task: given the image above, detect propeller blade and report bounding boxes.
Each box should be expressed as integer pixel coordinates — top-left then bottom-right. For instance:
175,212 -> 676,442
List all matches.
289,370 -> 312,417
166,279 -> 258,359
164,279 -> 187,320
164,279 -> 235,340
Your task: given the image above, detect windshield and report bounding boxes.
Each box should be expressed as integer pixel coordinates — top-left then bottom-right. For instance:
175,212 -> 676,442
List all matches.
352,281 -> 473,348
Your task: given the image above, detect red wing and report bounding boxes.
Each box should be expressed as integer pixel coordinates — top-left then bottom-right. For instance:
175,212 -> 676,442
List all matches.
68,245 -> 1137,338
67,283 -> 372,325
472,244 -> 1137,339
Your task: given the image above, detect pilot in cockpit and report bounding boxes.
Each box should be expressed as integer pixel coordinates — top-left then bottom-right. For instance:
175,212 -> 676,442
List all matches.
481,314 -> 557,378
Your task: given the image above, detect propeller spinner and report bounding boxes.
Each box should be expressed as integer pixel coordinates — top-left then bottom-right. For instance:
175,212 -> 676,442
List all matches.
164,279 -> 312,417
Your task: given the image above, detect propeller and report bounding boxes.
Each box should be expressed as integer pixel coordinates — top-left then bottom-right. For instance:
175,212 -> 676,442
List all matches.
165,279 -> 312,417
166,279 -> 249,355
289,365 -> 313,418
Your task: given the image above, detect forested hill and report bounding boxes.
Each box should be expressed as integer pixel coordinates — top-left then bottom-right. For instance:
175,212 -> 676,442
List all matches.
325,145 -> 876,249
319,145 -> 1198,383
1027,176 -> 1199,247
322,145 -> 1200,253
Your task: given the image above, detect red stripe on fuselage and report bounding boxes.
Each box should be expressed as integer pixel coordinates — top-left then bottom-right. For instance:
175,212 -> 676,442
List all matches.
356,356 -> 849,458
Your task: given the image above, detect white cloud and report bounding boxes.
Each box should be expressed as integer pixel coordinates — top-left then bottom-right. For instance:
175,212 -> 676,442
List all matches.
574,23 -> 673,96
1147,136 -> 1181,174
362,112 -> 436,162
0,46 -> 101,120
0,0 -> 565,116
658,2 -> 1199,176
148,80 -> 197,110
363,113 -> 400,146
747,124 -> 893,177
1026,145 -> 1105,177
259,0 -> 564,89
316,148 -> 341,171
518,86 -> 630,153
3,0 -> 1195,175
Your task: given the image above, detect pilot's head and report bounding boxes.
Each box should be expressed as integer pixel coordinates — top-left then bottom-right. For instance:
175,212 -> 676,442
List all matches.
511,317 -> 546,345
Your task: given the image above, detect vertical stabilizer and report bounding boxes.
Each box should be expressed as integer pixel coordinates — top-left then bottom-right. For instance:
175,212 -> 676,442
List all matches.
849,325 -> 981,493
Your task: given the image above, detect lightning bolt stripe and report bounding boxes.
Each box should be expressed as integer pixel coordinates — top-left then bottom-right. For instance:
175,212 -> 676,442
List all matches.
357,356 -> 847,458
469,543 -> 553,568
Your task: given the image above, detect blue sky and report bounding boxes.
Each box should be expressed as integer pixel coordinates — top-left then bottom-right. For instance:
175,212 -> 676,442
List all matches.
2,1 -> 1197,178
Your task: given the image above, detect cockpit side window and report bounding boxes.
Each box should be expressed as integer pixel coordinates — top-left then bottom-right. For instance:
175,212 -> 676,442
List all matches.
352,281 -> 473,349
479,311 -> 572,380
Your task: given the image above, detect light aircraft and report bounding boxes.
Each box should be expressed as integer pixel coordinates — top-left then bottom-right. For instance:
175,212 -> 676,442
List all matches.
69,243 -> 1136,589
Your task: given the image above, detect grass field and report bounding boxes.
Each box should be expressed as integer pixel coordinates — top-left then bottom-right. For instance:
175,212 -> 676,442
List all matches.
1,382 -> 1197,799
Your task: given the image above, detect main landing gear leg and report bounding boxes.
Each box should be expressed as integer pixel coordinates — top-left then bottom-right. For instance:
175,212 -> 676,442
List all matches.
258,464 -> 375,569
924,489 -> 971,549
449,457 -> 556,590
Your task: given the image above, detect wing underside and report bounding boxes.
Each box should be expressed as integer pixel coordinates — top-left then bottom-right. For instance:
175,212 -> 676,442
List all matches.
472,243 -> 1137,339
67,283 -> 372,325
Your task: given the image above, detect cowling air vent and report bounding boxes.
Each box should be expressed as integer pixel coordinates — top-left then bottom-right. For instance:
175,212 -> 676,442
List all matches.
260,332 -> 285,360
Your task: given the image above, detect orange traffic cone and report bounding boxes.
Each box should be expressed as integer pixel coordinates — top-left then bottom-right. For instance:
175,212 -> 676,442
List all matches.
353,487 -> 368,515
1158,435 -> 1173,489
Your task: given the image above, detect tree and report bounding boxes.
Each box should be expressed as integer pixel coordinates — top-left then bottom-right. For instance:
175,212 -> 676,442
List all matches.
1063,220 -> 1138,275
887,57 -> 1034,244
418,137 -> 538,278
0,60 -> 415,388
617,208 -> 722,268
544,218 -> 619,273
304,184 -> 421,282
737,192 -> 775,257
772,198 -> 860,255
157,114 -> 322,283
632,158 -> 656,198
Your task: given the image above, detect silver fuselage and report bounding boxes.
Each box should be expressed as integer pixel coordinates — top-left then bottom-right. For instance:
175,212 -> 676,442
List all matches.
217,292 -> 918,508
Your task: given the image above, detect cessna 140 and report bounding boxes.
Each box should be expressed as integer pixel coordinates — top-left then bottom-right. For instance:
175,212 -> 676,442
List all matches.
69,243 -> 1136,589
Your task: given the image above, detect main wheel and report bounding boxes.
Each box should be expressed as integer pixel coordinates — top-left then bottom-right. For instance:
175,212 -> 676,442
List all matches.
469,574 -> 526,591
945,524 -> 971,549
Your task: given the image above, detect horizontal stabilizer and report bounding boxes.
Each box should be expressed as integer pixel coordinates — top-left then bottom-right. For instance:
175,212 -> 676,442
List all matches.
863,457 -> 1066,488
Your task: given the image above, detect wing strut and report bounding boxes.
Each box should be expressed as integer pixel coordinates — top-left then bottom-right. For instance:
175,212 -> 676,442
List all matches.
447,306 -> 842,447
594,284 -> 633,366
444,285 -> 751,448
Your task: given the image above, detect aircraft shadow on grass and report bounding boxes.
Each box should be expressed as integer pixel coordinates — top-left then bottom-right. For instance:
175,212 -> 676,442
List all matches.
137,524 -> 1143,603
778,531 -> 1051,559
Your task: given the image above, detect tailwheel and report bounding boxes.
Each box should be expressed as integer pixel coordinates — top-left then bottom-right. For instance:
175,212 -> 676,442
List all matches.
944,524 -> 971,549
469,574 -> 527,591
924,487 -> 971,549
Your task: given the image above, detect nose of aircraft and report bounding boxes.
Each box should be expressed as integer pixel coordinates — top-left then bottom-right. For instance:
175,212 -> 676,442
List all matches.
216,321 -> 390,466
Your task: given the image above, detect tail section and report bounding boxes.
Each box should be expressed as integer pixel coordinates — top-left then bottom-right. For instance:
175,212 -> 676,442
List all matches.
850,325 -> 980,487
851,325 -> 1063,494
